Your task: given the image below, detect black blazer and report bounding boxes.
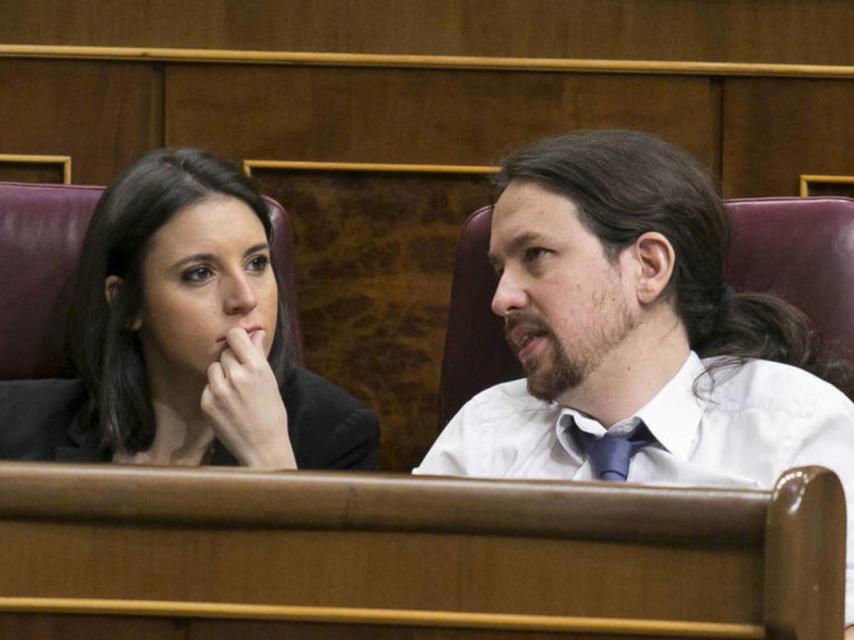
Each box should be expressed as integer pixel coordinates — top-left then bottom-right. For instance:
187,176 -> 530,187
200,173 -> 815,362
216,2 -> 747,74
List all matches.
0,367 -> 380,470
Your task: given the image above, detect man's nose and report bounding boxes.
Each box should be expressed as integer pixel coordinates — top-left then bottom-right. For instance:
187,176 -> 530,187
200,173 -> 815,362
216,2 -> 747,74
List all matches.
491,270 -> 528,317
224,273 -> 258,315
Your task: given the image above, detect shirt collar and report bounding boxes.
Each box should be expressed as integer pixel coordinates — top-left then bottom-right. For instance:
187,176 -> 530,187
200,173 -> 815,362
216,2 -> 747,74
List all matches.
554,351 -> 707,461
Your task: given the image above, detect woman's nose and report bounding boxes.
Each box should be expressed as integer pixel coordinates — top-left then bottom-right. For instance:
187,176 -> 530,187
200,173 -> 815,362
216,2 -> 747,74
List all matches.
491,270 -> 528,317
224,274 -> 258,314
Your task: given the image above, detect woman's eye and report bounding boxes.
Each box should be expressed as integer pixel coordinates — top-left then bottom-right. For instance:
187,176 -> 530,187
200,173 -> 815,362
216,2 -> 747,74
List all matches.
247,255 -> 270,272
524,247 -> 548,262
181,266 -> 212,283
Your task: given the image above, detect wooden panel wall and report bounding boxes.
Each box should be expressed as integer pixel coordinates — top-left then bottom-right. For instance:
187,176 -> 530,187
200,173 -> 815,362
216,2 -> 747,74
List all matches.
722,78 -> 854,196
0,59 -> 162,184
1,0 -> 852,64
0,1 -> 852,470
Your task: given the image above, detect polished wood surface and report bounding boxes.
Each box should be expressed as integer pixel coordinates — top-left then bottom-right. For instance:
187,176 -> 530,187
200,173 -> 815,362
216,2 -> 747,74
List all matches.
764,467 -> 847,640
0,613 -> 174,640
0,59 -> 161,185
722,78 -> 854,197
800,176 -> 854,198
163,65 -> 717,165
3,45 -> 854,79
1,0 -> 852,65
0,462 -> 769,539
0,463 -> 845,638
0,155 -> 70,184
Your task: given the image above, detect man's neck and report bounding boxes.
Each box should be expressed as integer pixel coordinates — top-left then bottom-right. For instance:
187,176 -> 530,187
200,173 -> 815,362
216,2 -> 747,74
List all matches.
557,314 -> 690,428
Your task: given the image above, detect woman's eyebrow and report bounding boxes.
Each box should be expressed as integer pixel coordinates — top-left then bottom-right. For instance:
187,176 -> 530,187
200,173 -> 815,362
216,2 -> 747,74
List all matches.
243,242 -> 270,257
170,243 -> 271,270
171,253 -> 215,270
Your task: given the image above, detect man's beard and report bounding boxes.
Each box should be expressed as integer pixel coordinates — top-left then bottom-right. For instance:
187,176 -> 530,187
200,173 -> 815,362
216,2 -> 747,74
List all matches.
523,330 -> 583,400
505,293 -> 635,402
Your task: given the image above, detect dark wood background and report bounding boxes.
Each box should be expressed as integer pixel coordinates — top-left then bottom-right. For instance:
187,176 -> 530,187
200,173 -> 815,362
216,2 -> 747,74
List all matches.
1,1 -> 852,470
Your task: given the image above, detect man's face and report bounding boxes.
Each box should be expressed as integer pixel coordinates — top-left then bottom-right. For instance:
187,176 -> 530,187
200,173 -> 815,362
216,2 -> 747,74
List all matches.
489,181 -> 636,402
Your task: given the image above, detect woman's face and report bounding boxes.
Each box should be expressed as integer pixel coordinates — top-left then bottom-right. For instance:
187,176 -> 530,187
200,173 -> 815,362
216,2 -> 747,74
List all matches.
134,196 -> 279,381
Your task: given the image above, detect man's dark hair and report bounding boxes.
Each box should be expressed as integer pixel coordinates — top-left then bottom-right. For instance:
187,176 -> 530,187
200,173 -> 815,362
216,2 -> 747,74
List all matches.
495,129 -> 850,393
67,148 -> 294,454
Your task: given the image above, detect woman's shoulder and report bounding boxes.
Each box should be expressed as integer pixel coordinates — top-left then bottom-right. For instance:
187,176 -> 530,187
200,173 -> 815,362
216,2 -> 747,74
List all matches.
0,378 -> 87,411
283,366 -> 372,417
0,378 -> 88,460
282,366 -> 380,470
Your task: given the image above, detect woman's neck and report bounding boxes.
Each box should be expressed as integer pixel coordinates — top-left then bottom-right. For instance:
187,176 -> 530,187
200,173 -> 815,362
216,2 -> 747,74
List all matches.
115,374 -> 214,466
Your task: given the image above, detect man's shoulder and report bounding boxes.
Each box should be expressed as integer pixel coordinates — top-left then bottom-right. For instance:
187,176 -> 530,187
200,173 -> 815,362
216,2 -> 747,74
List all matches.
703,357 -> 853,416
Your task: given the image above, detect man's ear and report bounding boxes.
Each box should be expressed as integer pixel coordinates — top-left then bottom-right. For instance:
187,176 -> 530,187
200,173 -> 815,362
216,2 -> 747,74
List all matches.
631,232 -> 676,305
105,275 -> 143,330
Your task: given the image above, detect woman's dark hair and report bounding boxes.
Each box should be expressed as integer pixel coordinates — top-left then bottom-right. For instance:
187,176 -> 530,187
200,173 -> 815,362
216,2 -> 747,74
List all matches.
495,129 -> 851,394
67,148 -> 294,454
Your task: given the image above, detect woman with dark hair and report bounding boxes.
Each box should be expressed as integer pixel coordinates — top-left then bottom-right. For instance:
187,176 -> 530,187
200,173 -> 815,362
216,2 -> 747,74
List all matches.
0,148 -> 379,469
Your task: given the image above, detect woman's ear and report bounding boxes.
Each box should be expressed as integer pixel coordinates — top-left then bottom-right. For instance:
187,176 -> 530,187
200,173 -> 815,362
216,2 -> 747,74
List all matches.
104,275 -> 122,304
105,276 -> 143,330
632,232 -> 676,305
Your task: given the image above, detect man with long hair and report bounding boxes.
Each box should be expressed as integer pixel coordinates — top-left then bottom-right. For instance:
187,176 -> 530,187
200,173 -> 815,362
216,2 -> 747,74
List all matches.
415,130 -> 854,632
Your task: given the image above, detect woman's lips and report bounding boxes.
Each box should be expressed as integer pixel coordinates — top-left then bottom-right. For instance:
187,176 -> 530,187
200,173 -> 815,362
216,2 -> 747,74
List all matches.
216,327 -> 262,343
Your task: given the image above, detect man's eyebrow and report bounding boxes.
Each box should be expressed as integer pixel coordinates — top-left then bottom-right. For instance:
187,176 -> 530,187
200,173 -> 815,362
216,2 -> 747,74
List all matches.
495,231 -> 552,258
488,231 -> 552,270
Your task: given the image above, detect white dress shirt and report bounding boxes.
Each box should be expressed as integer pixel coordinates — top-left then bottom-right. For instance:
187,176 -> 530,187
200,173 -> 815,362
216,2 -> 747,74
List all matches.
414,352 -> 854,624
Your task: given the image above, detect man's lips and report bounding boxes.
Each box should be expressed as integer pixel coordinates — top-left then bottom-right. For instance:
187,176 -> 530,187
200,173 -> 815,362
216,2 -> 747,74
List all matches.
505,320 -> 549,360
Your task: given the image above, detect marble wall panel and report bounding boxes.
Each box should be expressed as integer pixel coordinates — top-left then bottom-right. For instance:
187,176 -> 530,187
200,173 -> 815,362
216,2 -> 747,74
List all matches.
252,167 -> 494,471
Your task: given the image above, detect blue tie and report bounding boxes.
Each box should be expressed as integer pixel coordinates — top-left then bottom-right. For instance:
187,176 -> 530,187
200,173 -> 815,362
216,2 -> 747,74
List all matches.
568,418 -> 656,482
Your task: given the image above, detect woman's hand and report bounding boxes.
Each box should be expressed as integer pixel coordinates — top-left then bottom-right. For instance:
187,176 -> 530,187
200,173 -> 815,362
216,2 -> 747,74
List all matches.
201,327 -> 296,469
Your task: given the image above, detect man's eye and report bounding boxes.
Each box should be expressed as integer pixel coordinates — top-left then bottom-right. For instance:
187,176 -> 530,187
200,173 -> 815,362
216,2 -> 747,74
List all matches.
181,266 -> 212,283
247,255 -> 270,272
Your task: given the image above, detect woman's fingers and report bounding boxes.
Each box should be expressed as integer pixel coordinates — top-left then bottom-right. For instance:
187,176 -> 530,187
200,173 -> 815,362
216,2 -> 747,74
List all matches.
201,327 -> 294,469
219,348 -> 240,380
224,327 -> 266,365
250,328 -> 266,354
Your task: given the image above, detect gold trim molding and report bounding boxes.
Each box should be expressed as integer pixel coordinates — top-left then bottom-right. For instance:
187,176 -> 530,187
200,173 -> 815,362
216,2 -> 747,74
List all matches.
0,597 -> 764,638
0,153 -> 71,184
0,44 -> 852,79
244,159 -> 498,177
799,174 -> 854,197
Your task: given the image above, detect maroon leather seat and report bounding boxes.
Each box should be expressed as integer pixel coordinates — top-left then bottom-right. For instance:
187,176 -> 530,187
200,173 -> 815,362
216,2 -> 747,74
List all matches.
0,181 -> 303,380
439,196 -> 854,430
